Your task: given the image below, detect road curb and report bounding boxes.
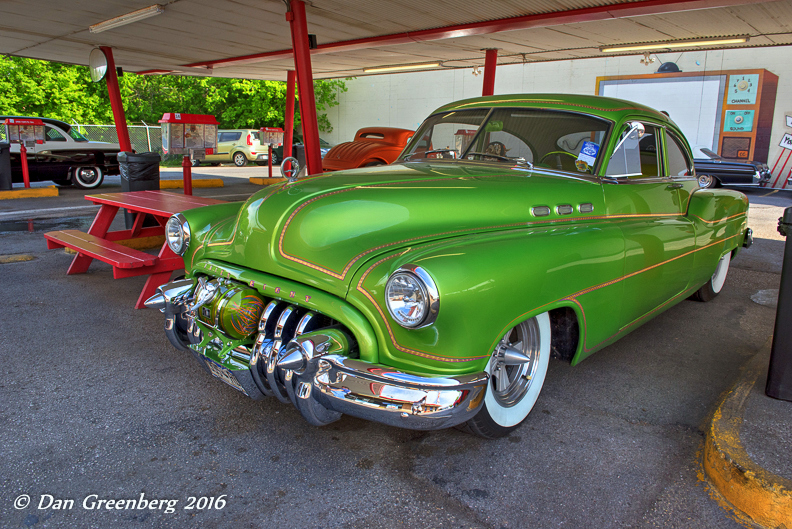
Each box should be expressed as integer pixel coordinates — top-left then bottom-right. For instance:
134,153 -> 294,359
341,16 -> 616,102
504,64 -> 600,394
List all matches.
0,186 -> 59,200
249,177 -> 286,186
160,179 -> 224,189
703,347 -> 792,528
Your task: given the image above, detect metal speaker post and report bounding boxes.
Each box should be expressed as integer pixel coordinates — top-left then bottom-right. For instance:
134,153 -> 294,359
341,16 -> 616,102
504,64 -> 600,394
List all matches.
767,206 -> 792,401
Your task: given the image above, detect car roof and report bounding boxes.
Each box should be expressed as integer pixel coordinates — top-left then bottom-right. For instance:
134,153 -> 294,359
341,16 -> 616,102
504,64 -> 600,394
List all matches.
0,115 -> 72,132
433,94 -> 671,124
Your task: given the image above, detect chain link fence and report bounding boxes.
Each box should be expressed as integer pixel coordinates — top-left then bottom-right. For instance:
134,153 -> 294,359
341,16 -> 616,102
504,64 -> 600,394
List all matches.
74,124 -> 163,156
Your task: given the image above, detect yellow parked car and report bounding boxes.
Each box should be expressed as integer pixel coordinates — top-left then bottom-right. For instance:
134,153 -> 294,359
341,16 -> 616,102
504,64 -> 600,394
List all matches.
200,129 -> 268,167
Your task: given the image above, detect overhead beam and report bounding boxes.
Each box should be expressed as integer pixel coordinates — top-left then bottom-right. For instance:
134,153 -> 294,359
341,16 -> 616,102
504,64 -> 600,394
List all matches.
183,0 -> 772,69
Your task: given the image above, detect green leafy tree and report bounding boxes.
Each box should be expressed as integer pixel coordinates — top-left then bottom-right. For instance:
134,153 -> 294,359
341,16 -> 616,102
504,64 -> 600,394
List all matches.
0,56 -> 347,131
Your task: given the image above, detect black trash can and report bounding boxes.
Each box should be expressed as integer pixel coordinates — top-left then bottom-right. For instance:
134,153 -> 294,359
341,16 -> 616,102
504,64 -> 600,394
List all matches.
118,151 -> 161,228
292,144 -> 306,178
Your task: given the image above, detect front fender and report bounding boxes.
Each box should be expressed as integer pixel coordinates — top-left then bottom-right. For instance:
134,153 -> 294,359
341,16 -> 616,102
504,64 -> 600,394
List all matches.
346,220 -> 627,376
181,201 -> 246,274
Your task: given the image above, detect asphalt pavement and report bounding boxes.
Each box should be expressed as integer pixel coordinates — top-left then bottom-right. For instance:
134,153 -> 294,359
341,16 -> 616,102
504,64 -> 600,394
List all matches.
0,174 -> 790,528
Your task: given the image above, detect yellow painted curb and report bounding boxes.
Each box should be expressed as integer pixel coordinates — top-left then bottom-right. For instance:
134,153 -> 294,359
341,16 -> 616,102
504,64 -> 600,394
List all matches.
249,177 -> 286,186
703,348 -> 792,528
65,235 -> 165,254
160,179 -> 224,189
0,186 -> 59,200
0,254 -> 36,264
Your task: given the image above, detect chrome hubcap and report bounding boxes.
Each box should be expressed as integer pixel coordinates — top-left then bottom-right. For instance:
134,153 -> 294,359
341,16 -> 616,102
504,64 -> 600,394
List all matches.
489,319 -> 540,407
698,175 -> 713,188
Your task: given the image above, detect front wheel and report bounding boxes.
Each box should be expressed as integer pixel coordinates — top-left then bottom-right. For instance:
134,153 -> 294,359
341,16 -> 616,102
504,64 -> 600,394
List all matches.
697,174 -> 717,188
71,166 -> 104,189
233,152 -> 248,167
690,253 -> 731,302
461,312 -> 551,438
191,159 -> 201,167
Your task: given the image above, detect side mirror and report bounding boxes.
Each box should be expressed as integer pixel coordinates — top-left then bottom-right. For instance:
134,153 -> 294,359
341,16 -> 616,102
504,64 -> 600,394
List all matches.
281,157 -> 300,182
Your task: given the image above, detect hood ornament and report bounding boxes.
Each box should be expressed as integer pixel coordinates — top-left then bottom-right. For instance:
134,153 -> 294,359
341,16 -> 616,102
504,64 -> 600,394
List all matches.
281,157 -> 301,183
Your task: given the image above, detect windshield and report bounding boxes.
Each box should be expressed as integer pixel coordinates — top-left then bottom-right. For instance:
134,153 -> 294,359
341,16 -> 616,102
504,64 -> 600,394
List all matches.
67,128 -> 89,142
399,108 -> 611,174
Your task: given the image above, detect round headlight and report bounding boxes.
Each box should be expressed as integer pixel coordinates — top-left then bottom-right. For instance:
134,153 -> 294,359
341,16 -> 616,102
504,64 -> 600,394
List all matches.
166,214 -> 190,256
385,265 -> 439,328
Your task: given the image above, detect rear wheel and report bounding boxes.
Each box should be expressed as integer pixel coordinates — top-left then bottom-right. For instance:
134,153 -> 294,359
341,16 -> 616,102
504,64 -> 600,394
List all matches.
691,253 -> 731,302
461,312 -> 551,438
233,152 -> 247,167
191,159 -> 201,167
71,166 -> 104,189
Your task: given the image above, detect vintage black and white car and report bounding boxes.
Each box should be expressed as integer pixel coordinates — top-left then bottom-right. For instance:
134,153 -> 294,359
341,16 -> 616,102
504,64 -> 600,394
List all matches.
2,116 -> 120,189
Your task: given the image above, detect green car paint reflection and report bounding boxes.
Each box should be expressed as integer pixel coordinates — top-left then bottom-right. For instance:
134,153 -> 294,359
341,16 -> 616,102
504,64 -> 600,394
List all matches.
156,94 -> 750,438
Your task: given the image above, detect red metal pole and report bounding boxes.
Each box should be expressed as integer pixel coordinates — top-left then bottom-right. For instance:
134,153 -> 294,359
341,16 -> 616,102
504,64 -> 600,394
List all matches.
19,143 -> 30,188
268,144 -> 273,178
99,47 -> 133,153
482,49 -> 498,97
284,70 -> 296,175
181,155 -> 193,196
286,1 -> 322,176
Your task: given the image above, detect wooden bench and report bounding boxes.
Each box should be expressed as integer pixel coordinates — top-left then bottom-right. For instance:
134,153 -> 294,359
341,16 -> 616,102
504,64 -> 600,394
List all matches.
45,230 -> 157,270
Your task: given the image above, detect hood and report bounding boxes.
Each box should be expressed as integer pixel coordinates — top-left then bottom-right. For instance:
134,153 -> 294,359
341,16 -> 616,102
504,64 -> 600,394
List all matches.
196,162 -> 602,297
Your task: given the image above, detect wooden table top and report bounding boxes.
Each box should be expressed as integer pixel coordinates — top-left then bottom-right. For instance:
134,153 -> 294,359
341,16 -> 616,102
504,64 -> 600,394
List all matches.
85,190 -> 226,217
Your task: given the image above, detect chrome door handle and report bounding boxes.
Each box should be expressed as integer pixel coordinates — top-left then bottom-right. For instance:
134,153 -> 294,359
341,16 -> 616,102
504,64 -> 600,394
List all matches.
667,182 -> 683,189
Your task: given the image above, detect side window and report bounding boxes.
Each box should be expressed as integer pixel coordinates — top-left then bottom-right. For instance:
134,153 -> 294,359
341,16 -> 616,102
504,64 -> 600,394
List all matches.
228,132 -> 241,142
45,126 -> 67,142
605,122 -> 661,178
665,131 -> 693,177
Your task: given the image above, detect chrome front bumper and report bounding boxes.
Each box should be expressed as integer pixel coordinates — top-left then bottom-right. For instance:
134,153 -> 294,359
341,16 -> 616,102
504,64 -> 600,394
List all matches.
147,280 -> 488,431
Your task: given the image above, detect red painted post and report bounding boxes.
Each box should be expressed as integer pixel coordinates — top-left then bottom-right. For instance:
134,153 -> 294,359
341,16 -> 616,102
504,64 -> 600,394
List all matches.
284,70 -> 296,174
19,143 -> 31,188
286,1 -> 322,175
268,144 -> 273,178
482,49 -> 498,97
99,47 -> 133,153
181,155 -> 193,196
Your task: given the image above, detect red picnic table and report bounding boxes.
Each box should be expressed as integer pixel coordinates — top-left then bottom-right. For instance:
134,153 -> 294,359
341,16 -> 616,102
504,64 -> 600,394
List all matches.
44,190 -> 225,308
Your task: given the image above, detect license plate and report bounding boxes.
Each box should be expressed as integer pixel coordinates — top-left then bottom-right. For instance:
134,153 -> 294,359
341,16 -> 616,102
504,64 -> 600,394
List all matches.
204,358 -> 248,396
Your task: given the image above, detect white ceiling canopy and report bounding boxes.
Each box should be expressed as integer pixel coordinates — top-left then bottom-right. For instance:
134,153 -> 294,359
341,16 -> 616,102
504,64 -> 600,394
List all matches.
1,0 -> 790,80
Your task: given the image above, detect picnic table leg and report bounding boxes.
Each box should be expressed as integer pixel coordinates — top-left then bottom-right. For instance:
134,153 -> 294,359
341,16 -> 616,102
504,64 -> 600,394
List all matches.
67,205 -> 120,275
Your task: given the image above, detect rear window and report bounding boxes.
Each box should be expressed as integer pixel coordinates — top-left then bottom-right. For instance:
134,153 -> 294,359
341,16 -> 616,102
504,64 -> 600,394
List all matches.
220,132 -> 242,142
251,132 -> 260,142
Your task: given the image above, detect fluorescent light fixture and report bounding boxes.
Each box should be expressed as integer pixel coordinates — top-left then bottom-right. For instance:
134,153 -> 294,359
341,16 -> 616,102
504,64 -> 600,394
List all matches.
364,62 -> 440,73
601,37 -> 748,53
89,4 -> 164,34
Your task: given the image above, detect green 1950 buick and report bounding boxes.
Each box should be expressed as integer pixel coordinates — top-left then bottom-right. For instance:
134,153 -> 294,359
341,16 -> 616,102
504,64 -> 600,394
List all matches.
147,94 -> 751,438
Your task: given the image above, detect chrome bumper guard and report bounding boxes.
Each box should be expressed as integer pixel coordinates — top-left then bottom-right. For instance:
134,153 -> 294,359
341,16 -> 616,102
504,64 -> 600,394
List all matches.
146,280 -> 488,430
744,227 -> 753,248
